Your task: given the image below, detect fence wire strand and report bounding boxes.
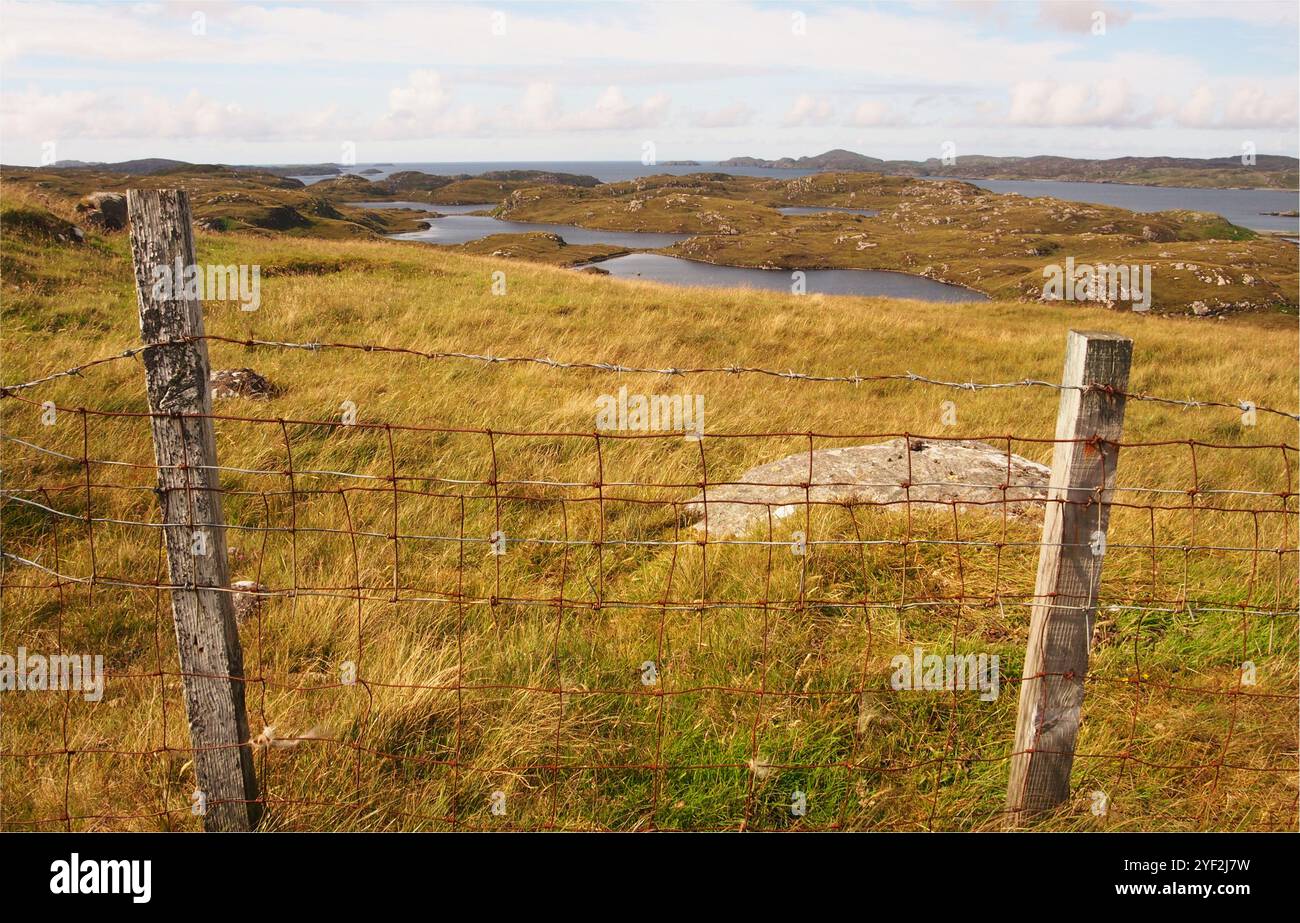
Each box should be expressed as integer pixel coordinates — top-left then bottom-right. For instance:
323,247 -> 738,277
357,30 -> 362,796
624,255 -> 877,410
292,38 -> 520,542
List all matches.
2,334 -> 1296,421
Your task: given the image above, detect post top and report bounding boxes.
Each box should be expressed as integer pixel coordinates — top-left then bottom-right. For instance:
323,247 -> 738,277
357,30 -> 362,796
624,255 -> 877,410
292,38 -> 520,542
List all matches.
1068,329 -> 1133,343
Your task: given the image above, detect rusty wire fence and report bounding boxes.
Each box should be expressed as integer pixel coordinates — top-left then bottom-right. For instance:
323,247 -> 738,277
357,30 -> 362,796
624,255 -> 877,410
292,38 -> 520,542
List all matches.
1,329 -> 1296,832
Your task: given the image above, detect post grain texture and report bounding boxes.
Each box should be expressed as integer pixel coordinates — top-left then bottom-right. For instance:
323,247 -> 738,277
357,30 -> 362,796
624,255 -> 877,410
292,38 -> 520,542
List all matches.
1006,329 -> 1132,826
127,188 -> 260,831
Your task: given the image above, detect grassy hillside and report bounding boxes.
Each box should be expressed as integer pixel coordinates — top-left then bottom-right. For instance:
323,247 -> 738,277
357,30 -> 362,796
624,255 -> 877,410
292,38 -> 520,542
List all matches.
0,165 -> 602,242
8,167 -> 1296,319
2,195 -> 1296,831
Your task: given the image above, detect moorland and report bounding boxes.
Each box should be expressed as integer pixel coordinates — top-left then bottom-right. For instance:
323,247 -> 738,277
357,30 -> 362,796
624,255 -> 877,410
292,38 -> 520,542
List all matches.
1,164 -> 1296,831
4,164 -> 1296,317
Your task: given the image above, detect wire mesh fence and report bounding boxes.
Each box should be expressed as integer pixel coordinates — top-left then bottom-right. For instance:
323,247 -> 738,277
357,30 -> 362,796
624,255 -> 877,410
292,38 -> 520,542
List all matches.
2,332 -> 1295,831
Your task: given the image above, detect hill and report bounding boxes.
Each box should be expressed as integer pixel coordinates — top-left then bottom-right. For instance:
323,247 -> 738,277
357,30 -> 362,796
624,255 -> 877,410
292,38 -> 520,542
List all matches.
721,149 -> 887,171
718,150 -> 1300,189
49,157 -> 193,175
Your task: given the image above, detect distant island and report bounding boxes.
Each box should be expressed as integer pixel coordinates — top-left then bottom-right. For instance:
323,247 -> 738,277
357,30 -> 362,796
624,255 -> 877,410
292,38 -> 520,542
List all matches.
239,163 -> 342,177
50,157 -> 194,175
37,152 -> 1296,191
718,149 -> 1299,190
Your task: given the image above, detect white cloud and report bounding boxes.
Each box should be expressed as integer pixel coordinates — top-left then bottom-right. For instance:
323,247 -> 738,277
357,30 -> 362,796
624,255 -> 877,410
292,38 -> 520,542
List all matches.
1006,78 -> 1147,127
562,86 -> 670,131
1175,83 -> 1299,129
388,70 -> 452,120
687,102 -> 755,129
1135,1 -> 1299,27
376,70 -> 483,138
507,83 -> 671,132
783,94 -> 834,127
848,99 -> 908,127
516,82 -> 561,131
1176,85 -> 1219,128
1036,2 -> 1132,33
0,85 -> 342,142
1223,85 -> 1300,128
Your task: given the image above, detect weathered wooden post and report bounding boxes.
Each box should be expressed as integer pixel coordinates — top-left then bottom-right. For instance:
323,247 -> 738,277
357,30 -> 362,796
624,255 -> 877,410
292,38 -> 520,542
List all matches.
127,189 -> 261,831
1006,330 -> 1132,826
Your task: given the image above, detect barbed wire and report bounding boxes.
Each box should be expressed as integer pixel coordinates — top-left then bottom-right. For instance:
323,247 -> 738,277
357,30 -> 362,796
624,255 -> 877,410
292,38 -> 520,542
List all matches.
2,334 -> 1296,421
5,391 -> 1297,456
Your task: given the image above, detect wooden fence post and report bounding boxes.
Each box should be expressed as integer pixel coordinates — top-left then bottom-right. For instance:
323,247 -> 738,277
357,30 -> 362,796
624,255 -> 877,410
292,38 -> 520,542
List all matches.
1006,329 -> 1132,826
127,188 -> 261,831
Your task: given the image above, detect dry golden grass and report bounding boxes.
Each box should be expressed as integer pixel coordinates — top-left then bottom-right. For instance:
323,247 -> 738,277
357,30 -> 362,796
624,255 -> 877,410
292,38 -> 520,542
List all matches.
2,215 -> 1296,831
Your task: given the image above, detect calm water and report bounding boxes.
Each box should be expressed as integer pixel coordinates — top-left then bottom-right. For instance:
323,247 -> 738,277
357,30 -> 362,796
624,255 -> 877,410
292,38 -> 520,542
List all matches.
349,200 -> 493,215
292,162 -> 1298,232
778,206 -> 878,217
374,195 -> 987,300
927,177 -> 1298,233
390,215 -> 689,248
592,253 -> 986,302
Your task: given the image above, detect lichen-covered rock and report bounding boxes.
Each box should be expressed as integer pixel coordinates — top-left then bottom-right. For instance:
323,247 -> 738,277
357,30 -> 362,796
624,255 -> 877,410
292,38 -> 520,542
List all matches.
75,192 -> 128,231
231,580 -> 267,623
210,368 -> 276,399
685,438 -> 1050,538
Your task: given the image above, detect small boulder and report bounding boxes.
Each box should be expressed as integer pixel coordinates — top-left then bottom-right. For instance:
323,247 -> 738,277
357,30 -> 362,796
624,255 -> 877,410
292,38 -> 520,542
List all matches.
210,368 -> 276,399
75,192 -> 128,231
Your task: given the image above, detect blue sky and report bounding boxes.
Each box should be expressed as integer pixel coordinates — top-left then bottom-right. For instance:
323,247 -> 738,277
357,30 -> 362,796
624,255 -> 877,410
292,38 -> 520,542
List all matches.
1,0 -> 1296,165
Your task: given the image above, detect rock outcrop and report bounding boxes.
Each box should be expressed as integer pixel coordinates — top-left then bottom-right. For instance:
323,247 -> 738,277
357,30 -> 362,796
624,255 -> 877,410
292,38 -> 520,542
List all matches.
75,192 -> 127,231
686,438 -> 1050,538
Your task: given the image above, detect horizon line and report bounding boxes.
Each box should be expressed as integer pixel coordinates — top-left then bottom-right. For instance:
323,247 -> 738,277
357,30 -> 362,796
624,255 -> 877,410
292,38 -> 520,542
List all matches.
6,150 -> 1299,169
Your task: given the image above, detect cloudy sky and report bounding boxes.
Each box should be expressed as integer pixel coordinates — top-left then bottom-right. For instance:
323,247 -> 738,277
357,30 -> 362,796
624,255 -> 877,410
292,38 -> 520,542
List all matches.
1,0 -> 1296,166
